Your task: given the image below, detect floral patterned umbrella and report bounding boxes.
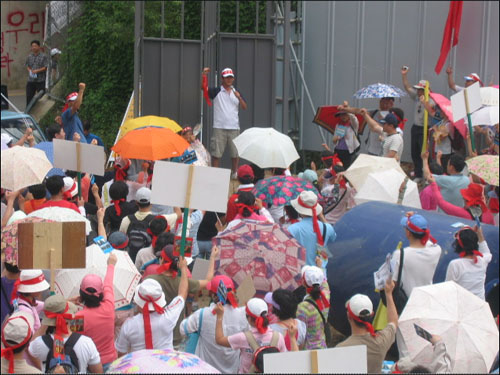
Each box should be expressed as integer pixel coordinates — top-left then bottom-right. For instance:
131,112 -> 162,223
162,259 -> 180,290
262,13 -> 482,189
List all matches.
1,217 -> 54,266
213,222 -> 306,298
353,83 -> 407,99
466,155 -> 499,186
252,175 -> 320,207
106,349 -> 220,374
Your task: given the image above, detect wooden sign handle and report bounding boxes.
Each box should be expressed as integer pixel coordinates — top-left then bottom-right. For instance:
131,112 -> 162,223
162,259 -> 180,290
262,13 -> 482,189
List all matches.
311,350 -> 319,374
463,89 -> 476,153
76,142 -> 82,198
49,248 -> 55,291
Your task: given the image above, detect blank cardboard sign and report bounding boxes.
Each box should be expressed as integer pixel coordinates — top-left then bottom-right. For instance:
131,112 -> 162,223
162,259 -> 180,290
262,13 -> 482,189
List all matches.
151,161 -> 231,212
264,345 -> 367,373
53,139 -> 105,176
236,273 -> 256,306
192,258 -> 211,280
17,222 -> 86,269
451,81 -> 482,122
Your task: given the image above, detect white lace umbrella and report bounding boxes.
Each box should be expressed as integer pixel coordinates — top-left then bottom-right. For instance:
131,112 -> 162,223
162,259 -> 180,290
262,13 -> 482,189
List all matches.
354,169 -> 421,208
397,281 -> 499,373
344,154 -> 406,191
233,127 -> 300,168
27,206 -> 92,235
1,146 -> 53,191
480,87 -> 499,106
471,106 -> 499,126
54,245 -> 141,309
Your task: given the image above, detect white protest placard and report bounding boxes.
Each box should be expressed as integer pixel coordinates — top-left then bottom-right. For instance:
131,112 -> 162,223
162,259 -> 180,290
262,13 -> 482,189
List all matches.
264,345 -> 367,373
373,253 -> 392,291
53,139 -> 105,176
151,161 -> 230,212
451,81 -> 482,121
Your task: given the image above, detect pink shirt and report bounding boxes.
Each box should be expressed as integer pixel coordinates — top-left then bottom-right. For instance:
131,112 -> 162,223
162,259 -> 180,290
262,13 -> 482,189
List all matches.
228,327 -> 287,374
420,184 -> 438,211
75,264 -> 116,364
431,182 -> 494,225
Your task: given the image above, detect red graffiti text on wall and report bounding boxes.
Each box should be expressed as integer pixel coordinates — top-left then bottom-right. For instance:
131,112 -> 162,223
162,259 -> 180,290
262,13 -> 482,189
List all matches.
1,10 -> 45,77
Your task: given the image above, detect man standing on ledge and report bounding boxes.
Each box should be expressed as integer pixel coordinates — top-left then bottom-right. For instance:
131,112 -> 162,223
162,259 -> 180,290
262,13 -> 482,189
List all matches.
202,67 -> 247,179
25,40 -> 48,107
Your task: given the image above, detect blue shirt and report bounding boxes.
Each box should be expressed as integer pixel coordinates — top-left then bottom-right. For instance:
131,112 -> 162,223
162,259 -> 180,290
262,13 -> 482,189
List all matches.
287,217 -> 337,265
85,133 -> 104,146
62,108 -> 87,143
434,174 -> 470,207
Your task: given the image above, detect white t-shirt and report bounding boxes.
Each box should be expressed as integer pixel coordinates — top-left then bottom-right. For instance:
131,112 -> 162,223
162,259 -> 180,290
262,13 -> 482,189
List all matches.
135,245 -> 155,271
445,241 -> 492,300
119,212 -> 186,235
391,243 -> 442,297
115,295 -> 185,353
269,319 -> 307,348
29,334 -> 101,373
366,110 -> 388,155
382,133 -> 404,161
213,86 -> 240,130
180,304 -> 249,374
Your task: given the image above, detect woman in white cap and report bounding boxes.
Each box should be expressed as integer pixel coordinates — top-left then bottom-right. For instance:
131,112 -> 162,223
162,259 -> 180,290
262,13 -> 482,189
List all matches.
288,190 -> 336,266
1,311 -> 41,374
10,270 -> 49,335
115,257 -> 189,355
214,297 -> 289,374
296,264 -> 331,350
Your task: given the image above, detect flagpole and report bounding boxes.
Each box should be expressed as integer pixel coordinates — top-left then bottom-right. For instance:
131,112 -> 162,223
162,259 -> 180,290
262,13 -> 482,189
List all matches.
463,89 -> 476,153
421,81 -> 430,153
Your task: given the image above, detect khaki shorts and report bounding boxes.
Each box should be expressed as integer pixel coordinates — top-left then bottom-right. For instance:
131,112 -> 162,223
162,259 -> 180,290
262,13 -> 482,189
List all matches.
210,128 -> 240,158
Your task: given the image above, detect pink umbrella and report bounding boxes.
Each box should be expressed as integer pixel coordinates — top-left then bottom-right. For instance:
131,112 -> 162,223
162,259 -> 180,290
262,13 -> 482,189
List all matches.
429,92 -> 467,138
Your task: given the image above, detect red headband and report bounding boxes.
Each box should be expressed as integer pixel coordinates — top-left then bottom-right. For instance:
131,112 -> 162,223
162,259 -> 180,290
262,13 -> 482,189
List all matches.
11,274 -> 46,302
113,238 -> 129,250
321,154 -> 343,166
245,306 -> 267,334
156,250 -> 177,278
346,303 -> 376,337
112,198 -> 126,216
455,227 -> 483,263
44,303 -> 72,336
406,218 -> 436,245
236,203 -> 257,216
297,197 -> 323,246
1,315 -> 33,374
391,112 -> 407,130
306,286 -> 330,310
138,292 -> 165,349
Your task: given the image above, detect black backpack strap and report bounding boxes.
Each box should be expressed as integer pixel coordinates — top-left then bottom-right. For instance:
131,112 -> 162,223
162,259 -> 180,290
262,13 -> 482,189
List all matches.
64,333 -> 81,371
42,334 -> 54,372
321,222 -> 327,243
305,299 -> 326,324
396,247 -> 405,292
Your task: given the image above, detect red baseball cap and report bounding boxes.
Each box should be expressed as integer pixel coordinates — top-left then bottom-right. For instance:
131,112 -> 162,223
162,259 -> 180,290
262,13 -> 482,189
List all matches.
206,275 -> 235,293
237,165 -> 254,179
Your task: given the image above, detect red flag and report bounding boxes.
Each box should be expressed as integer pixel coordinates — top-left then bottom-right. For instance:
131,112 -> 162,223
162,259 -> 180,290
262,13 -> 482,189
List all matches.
435,1 -> 463,74
202,74 -> 212,106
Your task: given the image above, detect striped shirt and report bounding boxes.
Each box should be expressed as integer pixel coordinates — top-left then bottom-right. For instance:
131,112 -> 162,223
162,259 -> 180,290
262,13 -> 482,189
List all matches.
25,52 -> 48,82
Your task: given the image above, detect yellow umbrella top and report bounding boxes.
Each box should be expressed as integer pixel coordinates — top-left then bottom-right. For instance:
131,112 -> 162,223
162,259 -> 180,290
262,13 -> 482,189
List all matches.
120,115 -> 182,137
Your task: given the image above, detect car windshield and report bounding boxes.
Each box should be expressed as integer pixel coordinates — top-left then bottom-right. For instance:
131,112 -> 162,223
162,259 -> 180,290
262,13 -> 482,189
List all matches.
1,117 -> 45,145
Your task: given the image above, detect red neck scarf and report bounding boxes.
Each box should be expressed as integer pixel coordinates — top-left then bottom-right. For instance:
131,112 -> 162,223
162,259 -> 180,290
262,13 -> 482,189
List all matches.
114,163 -> 129,181
459,250 -> 483,264
112,198 -> 125,216
306,286 -> 330,311
139,292 -> 165,349
346,303 -> 376,337
11,273 -> 46,302
236,203 -> 257,217
44,303 -> 72,336
406,218 -> 437,245
297,197 -> 323,246
1,315 -> 32,374
245,306 -> 267,334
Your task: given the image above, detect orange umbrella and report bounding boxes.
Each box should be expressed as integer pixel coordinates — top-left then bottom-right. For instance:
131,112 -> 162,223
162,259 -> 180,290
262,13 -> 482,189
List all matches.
111,127 -> 189,160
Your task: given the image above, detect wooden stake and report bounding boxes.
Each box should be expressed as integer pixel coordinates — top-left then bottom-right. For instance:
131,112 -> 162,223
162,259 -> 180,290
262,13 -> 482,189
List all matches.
180,164 -> 195,257
421,81 -> 430,153
310,350 -> 319,374
50,248 -> 55,291
76,142 -> 82,197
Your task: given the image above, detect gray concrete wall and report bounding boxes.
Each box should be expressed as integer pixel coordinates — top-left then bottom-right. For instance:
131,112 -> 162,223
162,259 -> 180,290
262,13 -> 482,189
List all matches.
1,1 -> 48,90
301,1 -> 499,162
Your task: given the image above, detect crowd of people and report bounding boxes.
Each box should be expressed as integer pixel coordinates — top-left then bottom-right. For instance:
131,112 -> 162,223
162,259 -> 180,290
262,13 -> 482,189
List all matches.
0,59 -> 498,374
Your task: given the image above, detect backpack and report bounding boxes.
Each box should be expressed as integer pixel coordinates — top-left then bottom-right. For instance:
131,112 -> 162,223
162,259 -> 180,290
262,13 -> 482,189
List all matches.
244,330 -> 280,373
126,214 -> 155,263
42,333 -> 81,374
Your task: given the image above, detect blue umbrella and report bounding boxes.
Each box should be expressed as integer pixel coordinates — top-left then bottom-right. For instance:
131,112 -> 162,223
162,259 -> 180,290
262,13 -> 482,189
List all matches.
353,83 -> 407,99
33,142 -> 65,177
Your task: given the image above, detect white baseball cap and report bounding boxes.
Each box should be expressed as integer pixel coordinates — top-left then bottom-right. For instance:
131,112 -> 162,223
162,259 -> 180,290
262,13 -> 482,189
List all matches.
221,68 -> 234,77
136,187 -> 152,204
346,294 -> 373,317
302,266 -> 325,287
413,79 -> 429,89
50,48 -> 61,56
246,298 -> 268,317
133,279 -> 166,311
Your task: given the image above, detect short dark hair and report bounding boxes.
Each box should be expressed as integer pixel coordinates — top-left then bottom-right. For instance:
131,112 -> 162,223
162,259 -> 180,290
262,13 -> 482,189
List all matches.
4,262 -> 20,274
109,181 -> 129,200
47,124 -> 63,141
453,227 -> 479,255
389,107 -> 405,121
254,346 -> 280,373
137,201 -> 151,209
407,230 -> 426,240
428,161 -> 444,175
83,120 -> 91,132
65,170 -> 78,179
449,153 -> 465,173
80,288 -> 103,308
271,289 -> 298,321
30,40 -> 41,46
408,365 -> 432,373
238,175 -> 254,185
45,175 -> 64,196
154,232 -> 175,253
321,150 -> 336,168
284,205 -> 299,220
237,191 -> 256,218
28,183 -> 46,199
6,338 -> 31,354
